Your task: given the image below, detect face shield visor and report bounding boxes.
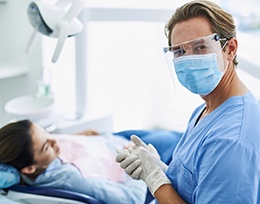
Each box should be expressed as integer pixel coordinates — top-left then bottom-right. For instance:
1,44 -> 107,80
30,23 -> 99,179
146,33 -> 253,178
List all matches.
163,33 -> 228,95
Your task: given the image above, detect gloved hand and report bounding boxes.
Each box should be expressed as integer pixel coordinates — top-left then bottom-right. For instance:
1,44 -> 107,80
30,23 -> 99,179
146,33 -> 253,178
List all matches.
116,135 -> 146,179
116,135 -> 171,196
131,135 -> 168,173
116,135 -> 168,179
116,150 -> 143,179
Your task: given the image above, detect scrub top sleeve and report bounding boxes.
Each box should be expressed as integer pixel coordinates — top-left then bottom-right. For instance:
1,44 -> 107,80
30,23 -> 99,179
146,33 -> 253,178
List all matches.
194,139 -> 260,204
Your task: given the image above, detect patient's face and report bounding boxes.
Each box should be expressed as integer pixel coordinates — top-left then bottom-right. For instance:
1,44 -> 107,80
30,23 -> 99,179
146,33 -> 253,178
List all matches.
31,123 -> 60,169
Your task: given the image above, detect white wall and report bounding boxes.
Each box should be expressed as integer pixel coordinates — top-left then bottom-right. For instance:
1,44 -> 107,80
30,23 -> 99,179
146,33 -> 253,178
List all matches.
1,0 -> 259,133
44,14 -> 204,132
84,21 -> 203,132
0,0 -> 42,126
43,5 -> 260,133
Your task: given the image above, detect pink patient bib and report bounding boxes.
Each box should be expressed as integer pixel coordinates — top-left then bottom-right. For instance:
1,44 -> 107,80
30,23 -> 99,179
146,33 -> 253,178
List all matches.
52,134 -> 127,183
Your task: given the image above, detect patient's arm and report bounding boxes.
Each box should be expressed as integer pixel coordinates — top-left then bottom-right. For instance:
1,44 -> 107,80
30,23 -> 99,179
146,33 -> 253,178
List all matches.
74,129 -> 100,136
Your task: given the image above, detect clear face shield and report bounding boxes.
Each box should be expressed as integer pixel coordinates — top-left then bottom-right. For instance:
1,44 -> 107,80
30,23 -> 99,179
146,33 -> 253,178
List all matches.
163,33 -> 228,70
163,33 -> 228,95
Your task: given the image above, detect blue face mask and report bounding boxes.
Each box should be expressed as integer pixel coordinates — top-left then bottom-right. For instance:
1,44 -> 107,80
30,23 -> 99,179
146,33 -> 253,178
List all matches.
172,53 -> 224,95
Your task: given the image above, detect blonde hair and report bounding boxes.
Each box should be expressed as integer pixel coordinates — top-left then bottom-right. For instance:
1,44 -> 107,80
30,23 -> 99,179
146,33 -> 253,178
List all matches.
165,0 -> 238,66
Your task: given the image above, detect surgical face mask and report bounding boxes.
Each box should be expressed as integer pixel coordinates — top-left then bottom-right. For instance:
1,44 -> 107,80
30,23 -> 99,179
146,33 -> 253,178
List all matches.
172,53 -> 224,95
163,33 -> 229,95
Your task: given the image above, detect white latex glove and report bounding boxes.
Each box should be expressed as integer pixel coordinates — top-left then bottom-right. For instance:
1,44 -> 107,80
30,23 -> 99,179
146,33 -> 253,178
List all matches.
116,135 -> 145,179
131,135 -> 168,173
116,148 -> 142,179
116,135 -> 168,179
128,135 -> 171,196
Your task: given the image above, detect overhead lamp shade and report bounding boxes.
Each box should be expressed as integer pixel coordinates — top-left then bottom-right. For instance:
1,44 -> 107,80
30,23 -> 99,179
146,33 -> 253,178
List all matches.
27,0 -> 85,63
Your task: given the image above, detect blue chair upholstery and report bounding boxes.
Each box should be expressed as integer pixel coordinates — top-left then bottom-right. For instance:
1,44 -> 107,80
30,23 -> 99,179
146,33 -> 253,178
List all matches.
1,185 -> 104,204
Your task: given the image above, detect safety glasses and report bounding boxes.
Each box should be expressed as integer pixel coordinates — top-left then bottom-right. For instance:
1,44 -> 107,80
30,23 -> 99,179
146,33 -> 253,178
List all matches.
163,33 -> 228,59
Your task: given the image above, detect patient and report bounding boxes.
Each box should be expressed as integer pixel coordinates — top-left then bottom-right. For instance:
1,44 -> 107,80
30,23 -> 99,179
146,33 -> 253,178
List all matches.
0,120 -> 147,204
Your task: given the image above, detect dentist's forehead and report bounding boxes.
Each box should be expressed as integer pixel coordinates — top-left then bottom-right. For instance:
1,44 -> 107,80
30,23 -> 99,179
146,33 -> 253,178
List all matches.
171,17 -> 213,45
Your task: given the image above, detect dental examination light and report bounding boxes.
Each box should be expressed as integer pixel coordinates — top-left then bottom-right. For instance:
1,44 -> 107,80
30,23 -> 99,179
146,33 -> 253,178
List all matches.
27,0 -> 85,63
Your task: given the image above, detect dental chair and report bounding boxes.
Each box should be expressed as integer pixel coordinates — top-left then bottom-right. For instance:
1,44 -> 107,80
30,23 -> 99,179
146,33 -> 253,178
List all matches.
1,185 -> 104,204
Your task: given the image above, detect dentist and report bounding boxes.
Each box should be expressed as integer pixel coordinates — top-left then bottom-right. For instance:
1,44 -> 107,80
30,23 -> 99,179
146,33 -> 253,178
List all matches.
116,0 -> 260,203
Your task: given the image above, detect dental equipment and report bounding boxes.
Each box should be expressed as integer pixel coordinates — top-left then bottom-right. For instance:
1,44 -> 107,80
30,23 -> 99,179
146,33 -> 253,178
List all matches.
27,0 -> 85,63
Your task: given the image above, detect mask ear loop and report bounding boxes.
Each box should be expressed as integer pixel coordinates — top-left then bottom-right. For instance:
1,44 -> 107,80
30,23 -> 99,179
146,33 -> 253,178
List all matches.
216,40 -> 229,73
216,39 -> 229,56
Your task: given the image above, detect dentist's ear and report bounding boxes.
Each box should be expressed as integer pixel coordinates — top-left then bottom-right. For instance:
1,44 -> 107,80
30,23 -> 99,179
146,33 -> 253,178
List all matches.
226,37 -> 238,61
21,165 -> 36,174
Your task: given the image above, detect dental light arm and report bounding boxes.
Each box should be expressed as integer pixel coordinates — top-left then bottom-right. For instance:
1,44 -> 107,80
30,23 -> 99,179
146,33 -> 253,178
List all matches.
27,0 -> 85,63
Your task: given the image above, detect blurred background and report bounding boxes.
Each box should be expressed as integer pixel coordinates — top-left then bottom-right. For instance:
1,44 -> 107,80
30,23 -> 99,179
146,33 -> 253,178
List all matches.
0,0 -> 260,133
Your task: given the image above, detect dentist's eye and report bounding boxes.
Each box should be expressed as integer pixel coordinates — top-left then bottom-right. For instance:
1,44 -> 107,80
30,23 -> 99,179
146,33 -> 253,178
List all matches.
193,45 -> 207,54
173,49 -> 185,58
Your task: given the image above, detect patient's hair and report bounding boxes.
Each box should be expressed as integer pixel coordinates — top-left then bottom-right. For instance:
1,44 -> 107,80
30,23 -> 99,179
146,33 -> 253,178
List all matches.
0,120 -> 35,170
165,0 -> 238,66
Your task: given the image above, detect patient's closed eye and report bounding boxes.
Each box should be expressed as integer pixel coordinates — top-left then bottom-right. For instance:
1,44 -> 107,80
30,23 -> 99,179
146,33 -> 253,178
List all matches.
42,140 -> 49,152
44,144 -> 49,151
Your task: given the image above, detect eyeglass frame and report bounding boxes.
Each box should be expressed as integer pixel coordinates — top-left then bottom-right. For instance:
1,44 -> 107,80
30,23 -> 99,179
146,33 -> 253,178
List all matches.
163,33 -> 228,58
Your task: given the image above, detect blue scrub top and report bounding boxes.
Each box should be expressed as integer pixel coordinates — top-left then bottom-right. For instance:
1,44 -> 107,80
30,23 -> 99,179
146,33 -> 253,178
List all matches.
165,92 -> 260,203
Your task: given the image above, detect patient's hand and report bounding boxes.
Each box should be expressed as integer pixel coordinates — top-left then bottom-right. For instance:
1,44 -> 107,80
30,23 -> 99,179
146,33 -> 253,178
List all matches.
75,129 -> 100,136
